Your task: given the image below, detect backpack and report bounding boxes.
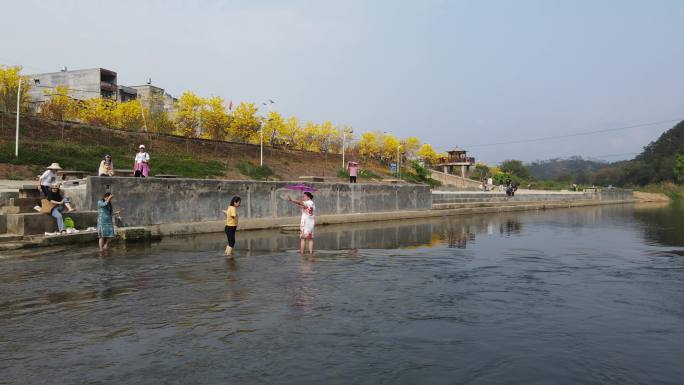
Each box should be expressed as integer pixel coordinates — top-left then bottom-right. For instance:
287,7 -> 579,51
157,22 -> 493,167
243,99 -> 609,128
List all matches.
63,217 -> 75,229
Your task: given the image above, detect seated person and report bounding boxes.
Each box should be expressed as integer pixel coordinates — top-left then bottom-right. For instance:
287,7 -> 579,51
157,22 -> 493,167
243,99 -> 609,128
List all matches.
99,154 -> 115,176
45,183 -> 75,234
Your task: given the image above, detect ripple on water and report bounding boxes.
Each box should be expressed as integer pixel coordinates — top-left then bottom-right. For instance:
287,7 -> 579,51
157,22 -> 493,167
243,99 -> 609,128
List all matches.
2,205 -> 684,384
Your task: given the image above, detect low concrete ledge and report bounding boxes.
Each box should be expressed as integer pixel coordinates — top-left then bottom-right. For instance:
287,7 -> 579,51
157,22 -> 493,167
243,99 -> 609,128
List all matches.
5,211 -> 97,235
139,198 -> 638,238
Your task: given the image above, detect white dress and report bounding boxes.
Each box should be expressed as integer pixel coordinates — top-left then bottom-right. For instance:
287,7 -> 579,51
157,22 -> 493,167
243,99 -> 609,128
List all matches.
300,200 -> 315,239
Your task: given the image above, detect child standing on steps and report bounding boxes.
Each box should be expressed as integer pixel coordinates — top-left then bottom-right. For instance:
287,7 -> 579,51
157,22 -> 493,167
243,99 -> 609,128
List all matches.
223,196 -> 241,257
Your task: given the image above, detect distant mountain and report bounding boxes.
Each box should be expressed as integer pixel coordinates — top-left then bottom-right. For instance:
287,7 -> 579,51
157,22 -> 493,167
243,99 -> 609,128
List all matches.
527,156 -> 610,183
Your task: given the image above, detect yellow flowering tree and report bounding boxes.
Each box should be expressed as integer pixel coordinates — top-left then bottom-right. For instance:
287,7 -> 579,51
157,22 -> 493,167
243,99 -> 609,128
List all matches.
417,143 -> 440,165
228,102 -> 261,143
402,137 -> 421,159
200,96 -> 229,141
262,110 -> 286,146
381,133 -> 401,163
174,91 -> 205,138
279,116 -> 302,149
39,85 -> 79,121
113,100 -> 144,130
358,132 -> 380,160
79,97 -> 116,127
0,65 -> 31,113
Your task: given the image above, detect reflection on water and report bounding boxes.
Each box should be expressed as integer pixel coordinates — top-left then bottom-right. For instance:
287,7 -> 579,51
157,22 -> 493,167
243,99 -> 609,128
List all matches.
633,202 -> 684,247
1,204 -> 684,385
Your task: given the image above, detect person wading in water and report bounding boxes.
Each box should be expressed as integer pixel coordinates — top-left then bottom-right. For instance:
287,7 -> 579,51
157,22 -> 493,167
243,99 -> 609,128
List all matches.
288,192 -> 316,255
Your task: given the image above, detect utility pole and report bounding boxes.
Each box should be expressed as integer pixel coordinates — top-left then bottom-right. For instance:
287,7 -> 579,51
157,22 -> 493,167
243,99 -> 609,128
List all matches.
341,127 -> 353,169
139,97 -> 148,132
15,81 -> 21,158
260,99 -> 275,167
397,145 -> 401,179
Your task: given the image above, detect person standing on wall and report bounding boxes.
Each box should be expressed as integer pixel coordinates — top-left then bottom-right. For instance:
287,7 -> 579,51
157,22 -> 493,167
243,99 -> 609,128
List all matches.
38,163 -> 61,196
347,161 -> 359,183
223,196 -> 241,258
134,145 -> 150,177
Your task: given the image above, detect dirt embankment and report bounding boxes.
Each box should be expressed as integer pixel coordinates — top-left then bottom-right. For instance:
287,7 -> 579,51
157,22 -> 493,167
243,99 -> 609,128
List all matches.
633,191 -> 671,202
0,113 -> 391,181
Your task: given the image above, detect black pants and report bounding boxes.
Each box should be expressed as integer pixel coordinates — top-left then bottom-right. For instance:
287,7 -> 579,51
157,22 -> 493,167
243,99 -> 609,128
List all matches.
349,176 -> 357,183
225,226 -> 237,247
40,185 -> 50,196
134,170 -> 145,177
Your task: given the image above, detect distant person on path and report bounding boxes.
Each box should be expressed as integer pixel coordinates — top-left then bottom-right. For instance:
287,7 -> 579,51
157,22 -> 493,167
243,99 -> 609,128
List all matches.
288,192 -> 315,255
97,192 -> 118,250
223,196 -> 241,257
99,154 -> 114,176
347,161 -> 359,183
134,145 -> 150,177
506,183 -> 518,197
38,163 -> 61,196
46,183 -> 75,234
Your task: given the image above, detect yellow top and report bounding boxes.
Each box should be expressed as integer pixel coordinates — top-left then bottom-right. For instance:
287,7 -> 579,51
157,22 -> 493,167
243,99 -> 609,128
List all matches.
226,205 -> 238,226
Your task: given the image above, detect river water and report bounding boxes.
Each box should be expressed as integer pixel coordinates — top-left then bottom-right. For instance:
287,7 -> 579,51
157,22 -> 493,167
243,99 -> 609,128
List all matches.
1,203 -> 683,385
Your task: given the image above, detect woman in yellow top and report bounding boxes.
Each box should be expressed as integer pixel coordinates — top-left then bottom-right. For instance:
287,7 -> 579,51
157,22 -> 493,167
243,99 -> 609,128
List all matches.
223,196 -> 241,257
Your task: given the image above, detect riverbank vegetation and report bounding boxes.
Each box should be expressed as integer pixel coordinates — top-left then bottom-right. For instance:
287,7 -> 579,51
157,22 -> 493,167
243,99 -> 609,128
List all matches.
0,65 -> 447,171
474,120 -> 684,196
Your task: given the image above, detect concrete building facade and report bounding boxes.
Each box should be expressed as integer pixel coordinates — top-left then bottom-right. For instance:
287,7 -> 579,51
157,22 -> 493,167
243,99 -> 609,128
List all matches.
26,68 -> 176,114
28,68 -> 118,104
130,84 -> 177,116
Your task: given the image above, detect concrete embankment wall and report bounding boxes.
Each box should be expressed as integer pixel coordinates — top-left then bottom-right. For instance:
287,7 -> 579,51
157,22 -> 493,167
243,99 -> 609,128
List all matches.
76,177 -> 432,228
432,189 -> 634,204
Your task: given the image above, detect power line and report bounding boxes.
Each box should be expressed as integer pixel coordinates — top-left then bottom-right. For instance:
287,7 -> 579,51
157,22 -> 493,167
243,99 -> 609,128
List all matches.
482,151 -> 641,165
458,119 -> 681,148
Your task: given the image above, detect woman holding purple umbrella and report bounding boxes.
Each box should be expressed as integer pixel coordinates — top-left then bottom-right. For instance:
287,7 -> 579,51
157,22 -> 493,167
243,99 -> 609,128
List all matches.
288,191 -> 316,255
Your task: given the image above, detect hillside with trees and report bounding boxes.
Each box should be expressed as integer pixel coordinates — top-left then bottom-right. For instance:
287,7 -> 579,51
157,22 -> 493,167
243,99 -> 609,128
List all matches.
527,156 -> 610,183
589,120 -> 684,186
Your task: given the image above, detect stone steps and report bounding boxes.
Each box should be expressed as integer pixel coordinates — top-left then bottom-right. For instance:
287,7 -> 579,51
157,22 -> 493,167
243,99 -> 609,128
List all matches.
0,233 -> 23,242
433,197 -> 510,204
19,187 -> 41,199
4,211 -> 98,235
432,199 -> 596,210
0,197 -> 42,214
0,190 -> 20,206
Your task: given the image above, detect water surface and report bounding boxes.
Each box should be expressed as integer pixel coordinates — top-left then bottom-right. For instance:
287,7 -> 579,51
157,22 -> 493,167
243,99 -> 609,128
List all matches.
1,204 -> 683,385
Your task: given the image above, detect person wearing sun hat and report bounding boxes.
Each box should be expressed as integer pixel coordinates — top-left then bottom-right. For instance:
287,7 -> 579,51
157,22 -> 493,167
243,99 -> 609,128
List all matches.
38,162 -> 62,196
133,144 -> 150,177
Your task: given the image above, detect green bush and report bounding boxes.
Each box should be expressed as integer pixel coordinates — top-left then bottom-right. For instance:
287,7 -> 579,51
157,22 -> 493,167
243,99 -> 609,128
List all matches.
401,161 -> 441,187
237,160 -> 274,180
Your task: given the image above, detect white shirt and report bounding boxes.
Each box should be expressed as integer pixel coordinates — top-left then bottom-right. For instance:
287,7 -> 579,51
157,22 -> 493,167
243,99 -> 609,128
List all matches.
39,170 -> 57,186
134,152 -> 150,163
99,160 -> 114,176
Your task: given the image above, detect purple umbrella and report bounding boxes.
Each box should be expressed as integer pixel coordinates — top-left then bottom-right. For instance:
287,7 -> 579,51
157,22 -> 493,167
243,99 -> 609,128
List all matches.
286,183 -> 318,192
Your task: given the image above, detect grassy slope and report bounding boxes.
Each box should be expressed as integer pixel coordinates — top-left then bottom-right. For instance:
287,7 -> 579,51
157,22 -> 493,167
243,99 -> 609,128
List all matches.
0,116 -> 393,181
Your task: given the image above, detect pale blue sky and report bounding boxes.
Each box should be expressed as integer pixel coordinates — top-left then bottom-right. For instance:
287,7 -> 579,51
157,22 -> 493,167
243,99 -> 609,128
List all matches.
2,0 -> 683,164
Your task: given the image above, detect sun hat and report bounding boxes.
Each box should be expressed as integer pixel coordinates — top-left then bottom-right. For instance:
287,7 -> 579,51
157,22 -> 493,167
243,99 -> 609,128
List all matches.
139,144 -> 145,149
47,162 -> 62,170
